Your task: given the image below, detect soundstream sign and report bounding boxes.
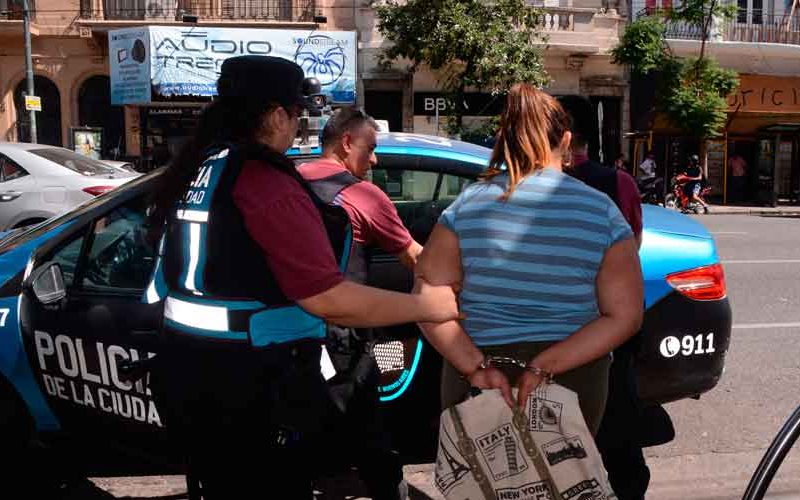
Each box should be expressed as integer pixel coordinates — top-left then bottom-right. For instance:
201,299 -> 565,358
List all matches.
109,26 -> 356,105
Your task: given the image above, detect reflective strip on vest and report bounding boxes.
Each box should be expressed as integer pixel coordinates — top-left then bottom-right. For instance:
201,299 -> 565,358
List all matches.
165,296 -> 229,331
143,236 -> 167,304
249,305 -> 326,347
176,209 -> 209,222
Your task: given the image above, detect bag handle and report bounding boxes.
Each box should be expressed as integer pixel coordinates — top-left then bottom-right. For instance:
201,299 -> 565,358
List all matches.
449,405 -> 498,500
512,405 -> 564,500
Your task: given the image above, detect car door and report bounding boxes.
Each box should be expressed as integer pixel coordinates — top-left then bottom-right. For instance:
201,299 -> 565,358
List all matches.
0,153 -> 37,230
19,193 -> 170,467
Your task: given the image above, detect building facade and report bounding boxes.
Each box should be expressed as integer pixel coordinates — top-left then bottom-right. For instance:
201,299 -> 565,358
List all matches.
0,0 -> 628,168
632,0 -> 800,205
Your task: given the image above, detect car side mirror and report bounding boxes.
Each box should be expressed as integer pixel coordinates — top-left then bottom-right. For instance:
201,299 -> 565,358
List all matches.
25,262 -> 66,305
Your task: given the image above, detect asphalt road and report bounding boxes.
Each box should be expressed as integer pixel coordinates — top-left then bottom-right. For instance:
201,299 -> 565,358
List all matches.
29,214 -> 800,499
643,214 -> 800,500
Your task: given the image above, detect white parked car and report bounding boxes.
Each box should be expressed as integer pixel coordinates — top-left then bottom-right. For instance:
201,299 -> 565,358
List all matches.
0,143 -> 141,230
101,159 -> 139,174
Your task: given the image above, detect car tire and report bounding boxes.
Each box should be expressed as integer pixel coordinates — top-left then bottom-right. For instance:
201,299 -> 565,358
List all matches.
0,378 -> 32,454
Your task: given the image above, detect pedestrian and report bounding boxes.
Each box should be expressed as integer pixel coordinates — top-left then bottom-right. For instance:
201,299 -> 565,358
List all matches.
144,55 -> 459,499
681,153 -> 709,213
638,150 -> 657,183
614,154 -> 629,173
728,151 -> 748,203
559,95 -> 671,500
298,107 -> 423,500
415,83 -> 644,437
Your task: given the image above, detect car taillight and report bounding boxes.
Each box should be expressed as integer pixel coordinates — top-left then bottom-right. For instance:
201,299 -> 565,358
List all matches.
666,263 -> 727,301
82,186 -> 115,197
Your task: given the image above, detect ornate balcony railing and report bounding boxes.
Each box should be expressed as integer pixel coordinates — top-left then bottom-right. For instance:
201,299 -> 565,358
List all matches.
637,7 -> 800,46
79,0 -> 316,22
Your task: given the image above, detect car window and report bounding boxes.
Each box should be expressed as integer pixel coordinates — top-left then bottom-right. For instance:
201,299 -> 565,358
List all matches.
81,197 -> 155,291
50,234 -> 86,288
28,148 -> 114,177
370,169 -> 439,202
437,174 -> 472,204
0,154 -> 28,182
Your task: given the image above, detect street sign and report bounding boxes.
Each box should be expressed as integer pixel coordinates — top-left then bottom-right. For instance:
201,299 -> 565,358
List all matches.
24,95 -> 41,112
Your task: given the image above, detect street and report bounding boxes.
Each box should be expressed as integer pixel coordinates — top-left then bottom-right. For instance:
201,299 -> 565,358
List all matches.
30,213 -> 800,499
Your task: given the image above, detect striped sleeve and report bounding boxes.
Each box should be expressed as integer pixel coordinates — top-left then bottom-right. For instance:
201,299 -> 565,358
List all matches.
439,191 -> 466,232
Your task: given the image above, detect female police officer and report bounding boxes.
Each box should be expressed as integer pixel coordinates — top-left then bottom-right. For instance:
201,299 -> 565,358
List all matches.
146,56 -> 459,499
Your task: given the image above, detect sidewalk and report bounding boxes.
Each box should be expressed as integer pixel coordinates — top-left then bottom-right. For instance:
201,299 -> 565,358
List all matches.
703,204 -> 800,216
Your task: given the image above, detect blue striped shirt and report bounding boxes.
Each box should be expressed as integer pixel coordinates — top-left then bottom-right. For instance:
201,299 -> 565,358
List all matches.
439,168 -> 633,346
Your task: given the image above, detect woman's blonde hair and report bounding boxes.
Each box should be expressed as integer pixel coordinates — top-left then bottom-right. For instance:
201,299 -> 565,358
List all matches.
483,83 -> 572,199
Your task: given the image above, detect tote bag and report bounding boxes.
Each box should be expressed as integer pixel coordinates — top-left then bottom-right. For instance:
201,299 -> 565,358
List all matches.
434,382 -> 616,500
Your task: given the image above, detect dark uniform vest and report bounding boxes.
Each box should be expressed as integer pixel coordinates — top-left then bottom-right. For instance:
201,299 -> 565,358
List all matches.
304,170 -> 368,284
145,144 -> 352,348
303,169 -> 378,413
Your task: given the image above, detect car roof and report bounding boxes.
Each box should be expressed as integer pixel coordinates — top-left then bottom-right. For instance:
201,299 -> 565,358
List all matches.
289,132 -> 492,167
0,142 -> 62,152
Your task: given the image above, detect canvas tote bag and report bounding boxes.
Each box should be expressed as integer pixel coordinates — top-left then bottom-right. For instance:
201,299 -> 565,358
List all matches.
434,382 -> 616,500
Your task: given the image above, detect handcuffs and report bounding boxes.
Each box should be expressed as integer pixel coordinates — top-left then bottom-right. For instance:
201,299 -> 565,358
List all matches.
468,355 -> 554,383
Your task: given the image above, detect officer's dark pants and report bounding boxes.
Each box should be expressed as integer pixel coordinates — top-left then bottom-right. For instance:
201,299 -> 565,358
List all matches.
595,344 -> 651,500
323,328 -> 404,500
154,339 -> 334,500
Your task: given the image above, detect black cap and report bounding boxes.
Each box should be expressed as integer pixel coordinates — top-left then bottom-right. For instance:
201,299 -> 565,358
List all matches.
217,55 -> 313,111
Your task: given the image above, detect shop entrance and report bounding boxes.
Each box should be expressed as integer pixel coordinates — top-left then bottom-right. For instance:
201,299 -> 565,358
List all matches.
365,91 -> 403,133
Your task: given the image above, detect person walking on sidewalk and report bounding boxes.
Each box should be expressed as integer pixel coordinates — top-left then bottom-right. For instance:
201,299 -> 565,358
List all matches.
144,56 -> 459,499
559,95 -> 674,500
298,107 -> 422,500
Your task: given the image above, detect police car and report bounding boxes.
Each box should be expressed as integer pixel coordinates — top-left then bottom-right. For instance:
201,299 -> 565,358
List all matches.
0,133 -> 731,473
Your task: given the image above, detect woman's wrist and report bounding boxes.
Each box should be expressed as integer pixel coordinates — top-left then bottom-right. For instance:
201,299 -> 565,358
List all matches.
462,356 -> 487,381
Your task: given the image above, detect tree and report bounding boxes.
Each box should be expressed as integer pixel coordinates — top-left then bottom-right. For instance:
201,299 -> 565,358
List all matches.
612,0 -> 738,158
374,0 -> 549,136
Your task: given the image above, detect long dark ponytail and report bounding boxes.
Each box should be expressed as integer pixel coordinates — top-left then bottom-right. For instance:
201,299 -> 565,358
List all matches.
147,96 -> 272,239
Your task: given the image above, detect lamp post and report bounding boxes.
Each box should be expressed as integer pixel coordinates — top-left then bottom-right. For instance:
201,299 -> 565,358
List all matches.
23,0 -> 37,143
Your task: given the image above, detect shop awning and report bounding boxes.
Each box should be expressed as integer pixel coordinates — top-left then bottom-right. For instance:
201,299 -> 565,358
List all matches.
109,26 -> 356,105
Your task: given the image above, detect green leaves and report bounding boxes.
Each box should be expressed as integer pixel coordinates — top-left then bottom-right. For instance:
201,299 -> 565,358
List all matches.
375,0 -> 548,135
611,17 -> 668,75
612,0 -> 739,138
660,57 -> 738,137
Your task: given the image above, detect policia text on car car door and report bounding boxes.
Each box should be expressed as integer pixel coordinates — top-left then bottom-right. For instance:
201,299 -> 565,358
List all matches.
20,194 -> 168,460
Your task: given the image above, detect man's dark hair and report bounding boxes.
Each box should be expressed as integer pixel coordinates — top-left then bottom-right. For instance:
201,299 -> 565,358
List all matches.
321,107 -> 379,148
556,95 -> 597,153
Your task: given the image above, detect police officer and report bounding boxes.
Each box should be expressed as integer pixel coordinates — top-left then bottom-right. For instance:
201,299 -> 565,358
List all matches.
145,56 -> 459,499
558,95 -> 674,500
299,107 -> 421,499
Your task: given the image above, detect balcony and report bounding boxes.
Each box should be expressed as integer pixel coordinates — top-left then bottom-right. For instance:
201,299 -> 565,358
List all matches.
78,0 -> 316,22
637,8 -> 800,45
0,0 -> 27,21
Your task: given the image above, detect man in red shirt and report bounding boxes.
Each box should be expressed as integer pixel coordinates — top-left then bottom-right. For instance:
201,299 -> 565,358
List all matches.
298,108 -> 421,500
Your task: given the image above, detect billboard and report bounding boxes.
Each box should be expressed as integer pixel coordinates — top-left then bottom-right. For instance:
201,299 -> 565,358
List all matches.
109,27 -> 357,105
109,27 -> 151,105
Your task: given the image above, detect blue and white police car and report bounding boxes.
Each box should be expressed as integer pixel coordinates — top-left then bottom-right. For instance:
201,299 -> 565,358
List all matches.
0,133 -> 731,476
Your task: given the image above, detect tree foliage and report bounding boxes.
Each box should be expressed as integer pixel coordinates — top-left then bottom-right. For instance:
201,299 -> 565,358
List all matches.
611,16 -> 668,75
374,0 -> 549,135
612,0 -> 739,139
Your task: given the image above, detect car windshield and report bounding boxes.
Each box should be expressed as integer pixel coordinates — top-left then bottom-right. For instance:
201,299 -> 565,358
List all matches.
29,148 -> 115,176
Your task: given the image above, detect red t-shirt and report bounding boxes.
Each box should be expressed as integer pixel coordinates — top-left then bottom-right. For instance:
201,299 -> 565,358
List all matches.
297,159 -> 413,254
615,170 -> 643,239
232,160 -> 344,301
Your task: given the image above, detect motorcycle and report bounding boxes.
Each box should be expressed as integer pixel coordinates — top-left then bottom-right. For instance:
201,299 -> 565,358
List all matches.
664,174 -> 711,214
638,176 -> 664,205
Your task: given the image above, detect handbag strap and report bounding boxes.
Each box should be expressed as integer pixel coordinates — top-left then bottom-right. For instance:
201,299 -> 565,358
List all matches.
449,405 -> 498,500
512,403 -> 565,500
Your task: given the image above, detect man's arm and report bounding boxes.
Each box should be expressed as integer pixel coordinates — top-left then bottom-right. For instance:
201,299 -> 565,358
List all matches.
348,182 -> 421,270
397,240 -> 423,270
616,171 -> 643,249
